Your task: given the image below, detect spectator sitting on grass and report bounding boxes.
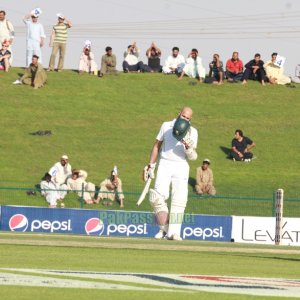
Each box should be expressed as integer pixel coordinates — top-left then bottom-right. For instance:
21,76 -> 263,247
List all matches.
162,46 -> 185,74
0,40 -> 11,72
146,42 -> 162,72
195,159 -> 216,196
96,166 -> 124,208
207,53 -> 224,85
226,51 -> 244,83
242,53 -> 267,86
99,46 -> 117,77
67,169 -> 96,204
40,172 -> 65,208
122,42 -> 150,73
78,40 -> 98,75
264,52 -> 291,85
13,54 -> 47,88
230,129 -> 256,162
178,48 -> 206,82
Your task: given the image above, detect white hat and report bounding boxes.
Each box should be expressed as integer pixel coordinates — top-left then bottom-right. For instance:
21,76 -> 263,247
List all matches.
84,40 -> 92,48
112,165 -> 118,176
203,158 -> 211,164
31,8 -> 42,17
56,13 -> 65,19
61,154 -> 69,160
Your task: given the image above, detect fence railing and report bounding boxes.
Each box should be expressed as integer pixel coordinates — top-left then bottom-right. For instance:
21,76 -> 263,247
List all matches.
0,186 -> 299,217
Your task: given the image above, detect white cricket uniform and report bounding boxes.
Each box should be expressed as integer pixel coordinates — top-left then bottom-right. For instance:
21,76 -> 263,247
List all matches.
40,180 -> 61,206
24,19 -> 46,66
162,54 -> 185,73
183,57 -> 206,79
155,119 -> 198,237
48,161 -> 71,199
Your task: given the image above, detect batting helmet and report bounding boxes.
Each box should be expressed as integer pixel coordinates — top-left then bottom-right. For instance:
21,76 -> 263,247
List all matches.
172,117 -> 190,141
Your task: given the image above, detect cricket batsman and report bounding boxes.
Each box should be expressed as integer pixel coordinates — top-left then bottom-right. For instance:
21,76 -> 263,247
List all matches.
143,106 -> 198,240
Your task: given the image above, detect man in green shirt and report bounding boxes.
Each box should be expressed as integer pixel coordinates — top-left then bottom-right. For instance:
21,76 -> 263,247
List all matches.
48,13 -> 72,72
100,46 -> 117,77
20,54 -> 47,89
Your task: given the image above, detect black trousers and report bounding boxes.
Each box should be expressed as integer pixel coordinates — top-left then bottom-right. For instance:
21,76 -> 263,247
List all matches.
122,61 -> 151,72
230,151 -> 253,161
242,68 -> 266,82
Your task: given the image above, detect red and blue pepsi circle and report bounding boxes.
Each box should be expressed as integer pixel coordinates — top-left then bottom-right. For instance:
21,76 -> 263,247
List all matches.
9,214 -> 29,232
85,218 -> 104,236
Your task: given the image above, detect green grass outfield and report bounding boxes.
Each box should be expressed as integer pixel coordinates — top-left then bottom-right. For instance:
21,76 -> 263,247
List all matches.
1,232 -> 300,299
0,68 -> 300,216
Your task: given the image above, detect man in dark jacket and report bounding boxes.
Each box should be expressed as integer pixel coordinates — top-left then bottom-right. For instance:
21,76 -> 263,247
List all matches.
242,53 -> 267,85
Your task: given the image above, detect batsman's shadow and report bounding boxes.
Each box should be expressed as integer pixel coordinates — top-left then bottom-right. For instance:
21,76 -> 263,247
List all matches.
220,146 -> 232,159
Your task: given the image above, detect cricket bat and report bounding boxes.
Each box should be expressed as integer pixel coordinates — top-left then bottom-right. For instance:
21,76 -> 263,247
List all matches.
136,177 -> 152,206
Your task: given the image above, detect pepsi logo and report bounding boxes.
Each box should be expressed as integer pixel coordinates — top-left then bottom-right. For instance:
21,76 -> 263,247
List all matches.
9,214 -> 29,232
85,218 -> 104,236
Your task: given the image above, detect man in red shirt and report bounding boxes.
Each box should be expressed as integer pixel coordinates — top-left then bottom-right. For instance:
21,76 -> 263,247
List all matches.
226,51 -> 243,82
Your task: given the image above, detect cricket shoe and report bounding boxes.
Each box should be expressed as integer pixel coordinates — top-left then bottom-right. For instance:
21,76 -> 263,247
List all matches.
154,230 -> 167,240
167,234 -> 183,241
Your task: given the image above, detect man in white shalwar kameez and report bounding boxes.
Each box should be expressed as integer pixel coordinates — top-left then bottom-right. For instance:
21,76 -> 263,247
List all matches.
178,49 -> 206,82
162,46 -> 185,74
23,8 -> 46,66
263,52 -> 291,85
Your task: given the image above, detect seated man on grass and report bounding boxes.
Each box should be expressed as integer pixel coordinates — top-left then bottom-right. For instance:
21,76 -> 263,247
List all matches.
226,51 -> 243,83
178,48 -> 206,82
96,166 -> 124,208
207,53 -> 224,85
146,42 -> 162,72
195,159 -> 216,196
122,42 -> 150,73
100,46 -> 117,77
162,46 -> 185,74
242,53 -> 267,86
0,41 -> 11,72
14,54 -> 47,88
263,52 -> 291,85
230,129 -> 256,162
40,172 -> 65,208
67,169 -> 96,204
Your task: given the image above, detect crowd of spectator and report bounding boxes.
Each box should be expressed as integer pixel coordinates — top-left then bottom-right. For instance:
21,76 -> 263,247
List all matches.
1,8 -> 299,89
40,155 -> 125,208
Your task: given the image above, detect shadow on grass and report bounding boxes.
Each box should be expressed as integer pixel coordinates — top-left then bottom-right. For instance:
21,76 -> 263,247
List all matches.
220,146 -> 232,159
231,253 -> 300,262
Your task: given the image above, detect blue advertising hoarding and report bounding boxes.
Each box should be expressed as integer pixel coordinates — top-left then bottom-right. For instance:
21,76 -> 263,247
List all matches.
0,205 -> 232,241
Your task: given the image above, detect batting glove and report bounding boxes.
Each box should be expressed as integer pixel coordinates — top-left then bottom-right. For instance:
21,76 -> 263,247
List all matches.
143,163 -> 156,181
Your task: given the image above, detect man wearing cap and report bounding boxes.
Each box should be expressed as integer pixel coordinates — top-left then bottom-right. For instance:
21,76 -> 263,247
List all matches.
48,155 -> 71,199
23,9 -> 45,67
48,13 -> 72,72
78,41 -> 98,75
195,159 -> 216,196
97,167 -> 125,208
0,10 -> 14,65
143,107 -> 198,240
